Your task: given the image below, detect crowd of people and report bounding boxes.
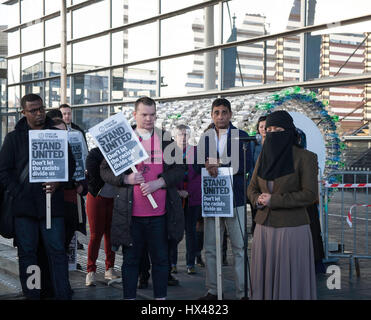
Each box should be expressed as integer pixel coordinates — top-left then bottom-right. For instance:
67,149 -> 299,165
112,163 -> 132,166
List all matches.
0,93 -> 324,300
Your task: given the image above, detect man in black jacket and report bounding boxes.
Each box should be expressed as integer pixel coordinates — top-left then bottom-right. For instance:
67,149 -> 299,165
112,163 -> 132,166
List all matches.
0,94 -> 75,300
100,96 -> 185,300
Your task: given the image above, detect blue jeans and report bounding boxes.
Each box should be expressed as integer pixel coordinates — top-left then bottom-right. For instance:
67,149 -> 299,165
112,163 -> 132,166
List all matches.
185,205 -> 201,268
122,215 -> 168,299
14,217 -> 71,300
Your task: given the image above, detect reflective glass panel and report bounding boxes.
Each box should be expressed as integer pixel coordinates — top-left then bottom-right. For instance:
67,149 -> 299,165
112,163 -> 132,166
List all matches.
7,3 -> 20,28
124,62 -> 157,98
8,30 -> 20,56
72,0 -> 109,39
161,8 -> 207,56
161,0 -> 201,14
126,23 -> 157,62
21,23 -> 43,52
73,36 -> 110,69
72,70 -> 109,105
22,53 -> 43,81
45,17 -> 61,47
112,31 -> 125,65
22,81 -> 44,97
112,0 -> 126,28
21,0 -> 43,23
127,0 -> 157,23
45,1 -> 61,15
112,68 -> 124,101
45,49 -> 61,77
8,58 -> 20,84
7,85 -> 20,109
74,106 -> 108,133
45,78 -> 71,108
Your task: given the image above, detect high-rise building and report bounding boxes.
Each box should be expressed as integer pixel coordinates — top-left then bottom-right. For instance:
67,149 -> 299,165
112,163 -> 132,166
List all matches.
186,0 -> 368,133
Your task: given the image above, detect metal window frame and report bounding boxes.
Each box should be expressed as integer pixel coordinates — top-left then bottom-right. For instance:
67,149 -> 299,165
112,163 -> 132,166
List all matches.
3,1 -> 371,111
6,11 -> 371,88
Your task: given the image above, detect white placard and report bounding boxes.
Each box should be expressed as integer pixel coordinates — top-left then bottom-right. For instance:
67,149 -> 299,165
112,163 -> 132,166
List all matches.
88,113 -> 148,177
29,130 -> 69,183
68,130 -> 88,181
202,167 -> 234,218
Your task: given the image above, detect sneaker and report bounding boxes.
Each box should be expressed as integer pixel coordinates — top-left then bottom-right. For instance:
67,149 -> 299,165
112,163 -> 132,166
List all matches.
196,256 -> 205,267
170,266 -> 177,274
198,293 -> 218,300
168,274 -> 179,286
104,268 -> 120,280
85,272 -> 96,286
187,267 -> 196,275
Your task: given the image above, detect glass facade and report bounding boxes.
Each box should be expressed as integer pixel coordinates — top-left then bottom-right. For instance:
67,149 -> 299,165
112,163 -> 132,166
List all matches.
0,0 -> 370,142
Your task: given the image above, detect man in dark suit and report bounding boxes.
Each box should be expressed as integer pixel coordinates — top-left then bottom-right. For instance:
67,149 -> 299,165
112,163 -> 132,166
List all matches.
194,98 -> 252,300
59,104 -> 86,139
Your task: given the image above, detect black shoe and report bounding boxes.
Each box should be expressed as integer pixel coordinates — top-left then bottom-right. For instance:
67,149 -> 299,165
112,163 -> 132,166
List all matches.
240,296 -> 249,300
198,293 -> 218,300
77,241 -> 84,250
138,279 -> 149,289
222,258 -> 229,266
196,256 -> 205,268
168,275 -> 179,286
76,263 -> 83,270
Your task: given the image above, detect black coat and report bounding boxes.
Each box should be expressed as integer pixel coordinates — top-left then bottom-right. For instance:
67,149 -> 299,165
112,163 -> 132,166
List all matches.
85,147 -> 105,197
0,116 -> 76,219
100,127 -> 185,249
71,122 -> 86,143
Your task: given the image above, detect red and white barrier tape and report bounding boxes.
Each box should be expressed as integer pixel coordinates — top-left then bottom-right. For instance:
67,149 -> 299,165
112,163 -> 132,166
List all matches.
325,183 -> 371,188
347,204 -> 371,228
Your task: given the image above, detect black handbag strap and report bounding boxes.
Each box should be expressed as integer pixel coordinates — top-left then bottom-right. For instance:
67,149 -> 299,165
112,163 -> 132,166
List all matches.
19,163 -> 29,184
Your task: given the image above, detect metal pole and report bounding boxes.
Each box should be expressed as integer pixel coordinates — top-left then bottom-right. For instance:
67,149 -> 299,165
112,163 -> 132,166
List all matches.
217,1 -> 223,91
263,24 -> 267,84
215,217 -> 222,300
242,143 -> 248,299
61,0 -> 67,104
204,1 -> 216,90
157,0 -> 161,97
300,0 -> 307,82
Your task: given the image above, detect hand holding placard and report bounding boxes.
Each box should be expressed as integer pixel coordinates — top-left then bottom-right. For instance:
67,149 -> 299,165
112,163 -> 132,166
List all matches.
131,166 -> 158,209
88,113 -> 159,209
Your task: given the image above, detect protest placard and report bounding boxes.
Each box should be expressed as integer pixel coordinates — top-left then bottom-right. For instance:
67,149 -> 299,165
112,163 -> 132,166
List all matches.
202,167 -> 234,218
29,130 -> 69,183
29,130 -> 69,229
68,130 -> 88,181
89,113 -> 157,208
89,113 -> 148,176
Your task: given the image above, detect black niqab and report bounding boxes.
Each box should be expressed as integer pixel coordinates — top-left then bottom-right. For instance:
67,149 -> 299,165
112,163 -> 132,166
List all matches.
257,110 -> 296,180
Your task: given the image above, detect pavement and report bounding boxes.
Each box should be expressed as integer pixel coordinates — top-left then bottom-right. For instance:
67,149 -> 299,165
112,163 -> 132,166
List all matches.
1,227 -> 371,301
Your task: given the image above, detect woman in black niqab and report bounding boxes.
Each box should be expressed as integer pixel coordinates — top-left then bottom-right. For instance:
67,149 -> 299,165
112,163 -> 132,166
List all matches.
257,110 -> 296,180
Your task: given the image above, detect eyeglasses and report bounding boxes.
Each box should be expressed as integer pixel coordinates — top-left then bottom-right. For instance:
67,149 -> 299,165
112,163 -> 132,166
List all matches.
25,106 -> 46,115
